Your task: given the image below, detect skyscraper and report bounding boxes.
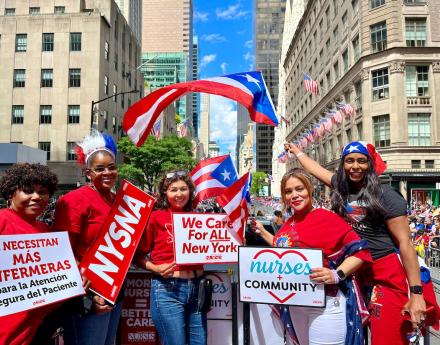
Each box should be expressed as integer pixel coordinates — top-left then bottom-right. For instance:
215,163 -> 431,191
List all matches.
191,36 -> 199,137
254,0 -> 286,181
114,0 -> 142,45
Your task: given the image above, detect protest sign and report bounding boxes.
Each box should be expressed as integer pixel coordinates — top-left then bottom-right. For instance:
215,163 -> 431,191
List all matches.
120,271 -> 157,345
205,272 -> 232,320
173,213 -> 241,265
0,231 -> 84,316
80,180 -> 156,304
239,246 -> 325,307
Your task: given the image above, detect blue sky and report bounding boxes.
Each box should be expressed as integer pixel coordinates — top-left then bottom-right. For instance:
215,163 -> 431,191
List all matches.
193,0 -> 254,159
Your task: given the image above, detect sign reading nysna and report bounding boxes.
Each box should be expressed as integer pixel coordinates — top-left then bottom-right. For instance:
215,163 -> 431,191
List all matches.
80,180 -> 155,304
239,247 -> 325,307
173,213 -> 241,265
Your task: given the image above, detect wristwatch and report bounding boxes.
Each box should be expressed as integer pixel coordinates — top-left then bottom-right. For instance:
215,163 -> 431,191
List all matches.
336,269 -> 346,281
409,285 -> 423,295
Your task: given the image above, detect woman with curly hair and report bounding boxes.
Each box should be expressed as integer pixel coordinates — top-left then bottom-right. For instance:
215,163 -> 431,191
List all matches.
0,163 -> 58,345
136,170 -> 207,345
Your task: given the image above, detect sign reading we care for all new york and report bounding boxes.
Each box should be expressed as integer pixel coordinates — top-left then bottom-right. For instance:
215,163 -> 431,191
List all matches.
239,247 -> 325,307
173,213 -> 242,265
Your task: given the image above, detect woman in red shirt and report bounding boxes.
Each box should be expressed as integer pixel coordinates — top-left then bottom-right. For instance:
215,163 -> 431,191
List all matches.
137,170 -> 207,345
0,163 -> 58,345
53,130 -> 121,345
251,168 -> 372,345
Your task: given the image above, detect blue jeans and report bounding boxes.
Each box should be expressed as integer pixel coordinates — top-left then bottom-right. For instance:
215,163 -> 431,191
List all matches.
63,299 -> 123,345
150,277 -> 207,345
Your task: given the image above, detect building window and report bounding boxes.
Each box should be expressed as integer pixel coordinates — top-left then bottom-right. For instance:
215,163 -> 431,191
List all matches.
70,33 -> 81,51
411,160 -> 421,169
41,69 -> 53,87
5,8 -> 15,15
121,94 -> 125,108
40,105 -> 52,124
12,105 -> 24,124
113,85 -> 117,102
68,105 -> 80,124
54,6 -> 65,14
408,113 -> 430,146
405,19 -> 427,47
13,69 -> 25,87
356,122 -> 363,140
406,66 -> 428,97
66,142 -> 76,161
342,50 -> 349,71
29,7 -> 40,14
114,53 -> 118,71
15,34 -> 27,52
42,33 -> 54,52
105,41 -> 109,60
352,36 -> 360,61
352,0 -> 359,11
112,117 -> 117,134
341,11 -> 347,28
372,68 -> 389,101
69,69 -> 81,87
372,114 -> 390,148
370,21 -> 387,52
425,160 -> 434,169
371,0 -> 385,8
334,62 -> 339,81
404,0 -> 426,3
103,110 -> 108,129
38,142 -> 51,161
104,75 -> 108,95
346,128 -> 352,142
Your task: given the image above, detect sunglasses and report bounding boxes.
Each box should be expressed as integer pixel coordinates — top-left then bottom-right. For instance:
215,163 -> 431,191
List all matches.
90,165 -> 117,173
166,170 -> 188,179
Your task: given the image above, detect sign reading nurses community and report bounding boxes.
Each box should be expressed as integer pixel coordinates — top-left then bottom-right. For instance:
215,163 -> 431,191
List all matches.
0,231 -> 84,316
80,180 -> 155,304
238,247 -> 325,307
173,213 -> 241,265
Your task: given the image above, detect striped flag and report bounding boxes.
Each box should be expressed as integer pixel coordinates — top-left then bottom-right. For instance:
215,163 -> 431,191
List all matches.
216,172 -> 251,242
337,102 -> 355,117
151,118 -> 161,140
123,71 -> 279,147
303,74 -> 319,95
178,122 -> 188,137
190,155 -> 237,206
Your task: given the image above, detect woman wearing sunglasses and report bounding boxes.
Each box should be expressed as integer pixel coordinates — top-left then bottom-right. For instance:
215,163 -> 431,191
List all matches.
52,130 -> 122,345
136,170 -> 207,345
284,141 -> 437,345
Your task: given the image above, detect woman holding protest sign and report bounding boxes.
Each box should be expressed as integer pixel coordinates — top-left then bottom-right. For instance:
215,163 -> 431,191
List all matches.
52,130 -> 122,345
136,170 -> 208,345
0,163 -> 59,345
284,141 -> 438,344
251,168 -> 372,345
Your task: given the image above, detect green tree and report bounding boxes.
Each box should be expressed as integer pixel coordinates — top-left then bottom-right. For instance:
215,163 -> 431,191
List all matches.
251,171 -> 268,196
117,134 -> 197,192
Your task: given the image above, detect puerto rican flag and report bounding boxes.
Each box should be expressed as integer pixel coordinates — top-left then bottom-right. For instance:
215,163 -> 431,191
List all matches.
216,172 -> 251,243
123,71 -> 279,146
190,155 -> 238,206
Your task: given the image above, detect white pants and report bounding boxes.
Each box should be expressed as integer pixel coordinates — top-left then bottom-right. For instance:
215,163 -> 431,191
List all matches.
289,290 -> 346,345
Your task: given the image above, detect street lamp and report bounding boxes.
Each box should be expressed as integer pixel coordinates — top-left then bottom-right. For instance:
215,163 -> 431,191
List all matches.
90,89 -> 139,131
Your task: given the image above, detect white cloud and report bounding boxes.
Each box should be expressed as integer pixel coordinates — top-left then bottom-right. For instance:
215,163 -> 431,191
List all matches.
220,62 -> 228,74
210,96 -> 237,157
216,4 -> 248,20
200,54 -> 216,68
245,40 -> 253,48
243,52 -> 255,62
201,33 -> 227,43
194,10 -> 209,22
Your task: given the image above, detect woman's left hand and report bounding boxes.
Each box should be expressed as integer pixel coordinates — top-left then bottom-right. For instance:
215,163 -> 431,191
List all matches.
402,294 -> 426,329
310,267 -> 337,284
92,295 -> 113,314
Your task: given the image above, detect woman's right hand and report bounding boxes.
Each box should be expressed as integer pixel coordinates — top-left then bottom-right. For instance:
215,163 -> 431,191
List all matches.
284,142 -> 301,155
154,262 -> 176,278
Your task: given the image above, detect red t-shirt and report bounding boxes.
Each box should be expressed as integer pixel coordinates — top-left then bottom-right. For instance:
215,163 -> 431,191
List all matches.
53,185 -> 112,259
138,209 -> 203,271
0,209 -> 54,345
273,208 -> 372,267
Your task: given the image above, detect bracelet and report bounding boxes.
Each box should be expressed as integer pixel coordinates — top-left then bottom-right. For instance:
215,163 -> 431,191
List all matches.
330,269 -> 340,284
296,152 -> 305,158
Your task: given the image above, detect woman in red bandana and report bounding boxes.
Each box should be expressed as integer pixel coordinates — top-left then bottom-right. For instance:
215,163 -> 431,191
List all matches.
285,140 -> 439,345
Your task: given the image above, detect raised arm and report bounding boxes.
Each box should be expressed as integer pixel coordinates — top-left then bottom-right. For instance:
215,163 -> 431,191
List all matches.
285,143 -> 334,187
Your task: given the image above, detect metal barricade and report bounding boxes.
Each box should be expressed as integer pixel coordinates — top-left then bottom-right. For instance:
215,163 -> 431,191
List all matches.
424,246 -> 440,344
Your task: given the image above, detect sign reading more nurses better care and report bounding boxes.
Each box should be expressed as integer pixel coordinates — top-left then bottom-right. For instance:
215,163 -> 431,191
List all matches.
239,247 -> 325,307
80,180 -> 155,304
0,232 -> 84,316
173,213 -> 241,265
